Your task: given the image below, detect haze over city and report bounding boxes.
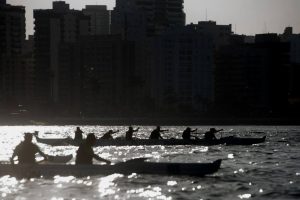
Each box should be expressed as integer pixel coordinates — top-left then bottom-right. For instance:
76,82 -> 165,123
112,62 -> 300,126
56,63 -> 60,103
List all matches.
7,0 -> 300,37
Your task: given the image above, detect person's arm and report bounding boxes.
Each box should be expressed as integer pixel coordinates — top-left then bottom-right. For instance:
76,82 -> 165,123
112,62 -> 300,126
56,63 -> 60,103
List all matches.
191,129 -> 197,132
10,145 -> 20,164
113,130 -> 119,134
36,146 -> 48,160
10,151 -> 17,165
93,154 -> 111,164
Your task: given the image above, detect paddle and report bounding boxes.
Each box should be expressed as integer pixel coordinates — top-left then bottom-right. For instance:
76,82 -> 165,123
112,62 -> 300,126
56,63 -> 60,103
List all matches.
8,154 -> 73,165
114,157 -> 150,166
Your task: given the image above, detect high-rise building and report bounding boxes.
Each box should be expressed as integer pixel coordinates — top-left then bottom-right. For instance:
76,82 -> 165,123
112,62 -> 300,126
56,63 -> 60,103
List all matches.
280,27 -> 300,111
0,1 -> 26,111
57,35 -> 136,116
33,1 -> 90,111
0,2 -> 25,56
215,34 -> 290,116
82,5 -> 110,35
149,25 -> 214,113
111,0 -> 186,39
191,21 -> 233,48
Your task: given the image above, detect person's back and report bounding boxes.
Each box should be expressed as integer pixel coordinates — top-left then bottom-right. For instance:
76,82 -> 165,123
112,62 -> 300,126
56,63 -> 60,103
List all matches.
125,127 -> 139,140
75,141 -> 94,164
74,127 -> 83,140
14,141 -> 39,164
204,128 -> 219,140
76,133 -> 111,165
11,133 -> 47,164
101,131 -> 113,140
182,129 -> 191,140
149,129 -> 160,139
125,129 -> 133,140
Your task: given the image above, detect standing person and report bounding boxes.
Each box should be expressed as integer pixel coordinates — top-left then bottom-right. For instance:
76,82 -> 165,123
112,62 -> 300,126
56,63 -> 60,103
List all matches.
182,127 -> 198,140
149,126 -> 168,139
74,127 -> 84,140
204,128 -> 223,140
125,126 -> 140,140
76,133 -> 111,165
10,133 -> 48,164
101,130 -> 119,140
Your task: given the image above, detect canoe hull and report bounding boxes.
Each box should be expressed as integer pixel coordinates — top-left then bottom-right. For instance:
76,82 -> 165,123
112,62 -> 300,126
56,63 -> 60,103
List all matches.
35,136 -> 266,146
0,159 -> 222,178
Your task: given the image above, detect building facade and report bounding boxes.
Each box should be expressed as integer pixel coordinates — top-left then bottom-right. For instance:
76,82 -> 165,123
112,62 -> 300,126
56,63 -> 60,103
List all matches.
0,0 -> 26,112
215,34 -> 290,117
82,5 -> 110,35
111,0 -> 186,39
33,1 -> 90,112
149,25 -> 214,114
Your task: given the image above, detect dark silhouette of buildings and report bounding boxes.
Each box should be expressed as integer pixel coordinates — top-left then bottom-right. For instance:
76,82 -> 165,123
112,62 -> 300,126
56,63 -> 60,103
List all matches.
215,34 -> 290,117
281,27 -> 300,116
82,5 -> 110,35
0,0 -> 26,114
111,0 -> 186,39
0,0 -> 299,122
33,1 -> 90,113
147,21 -> 232,114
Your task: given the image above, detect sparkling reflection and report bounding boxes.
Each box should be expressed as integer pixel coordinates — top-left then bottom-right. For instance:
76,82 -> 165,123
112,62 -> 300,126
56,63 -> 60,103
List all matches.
167,181 -> 177,186
238,194 -> 251,199
138,186 -> 171,200
98,174 -> 123,197
228,153 -> 234,159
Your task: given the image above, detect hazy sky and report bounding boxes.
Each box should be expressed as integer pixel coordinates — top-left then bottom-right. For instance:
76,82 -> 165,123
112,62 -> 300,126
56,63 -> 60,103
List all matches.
7,0 -> 300,37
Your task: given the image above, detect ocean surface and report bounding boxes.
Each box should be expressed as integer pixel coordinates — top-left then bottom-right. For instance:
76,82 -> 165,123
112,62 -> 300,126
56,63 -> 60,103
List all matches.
0,125 -> 299,200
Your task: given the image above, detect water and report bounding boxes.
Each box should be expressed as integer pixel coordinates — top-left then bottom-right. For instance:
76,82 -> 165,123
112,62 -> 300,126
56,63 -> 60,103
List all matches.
0,126 -> 299,200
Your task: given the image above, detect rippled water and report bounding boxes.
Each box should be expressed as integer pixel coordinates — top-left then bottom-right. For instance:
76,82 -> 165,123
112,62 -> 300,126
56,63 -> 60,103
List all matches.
0,126 -> 299,200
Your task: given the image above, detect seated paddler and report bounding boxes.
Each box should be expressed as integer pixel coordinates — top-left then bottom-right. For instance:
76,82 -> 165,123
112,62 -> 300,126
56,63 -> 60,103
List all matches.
182,127 -> 198,140
10,132 -> 48,164
204,128 -> 223,140
125,126 -> 140,140
100,130 -> 119,140
149,126 -> 168,139
76,133 -> 111,165
74,126 -> 84,140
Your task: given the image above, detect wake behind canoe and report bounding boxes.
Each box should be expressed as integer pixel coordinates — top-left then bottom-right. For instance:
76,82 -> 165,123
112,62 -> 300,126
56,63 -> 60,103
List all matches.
0,159 -> 222,178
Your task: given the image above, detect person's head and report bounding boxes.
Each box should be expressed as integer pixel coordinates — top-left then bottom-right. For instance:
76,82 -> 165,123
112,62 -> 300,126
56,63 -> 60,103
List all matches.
24,133 -> 33,142
157,126 -> 161,130
186,127 -> 191,131
76,127 -> 83,132
129,126 -> 133,131
86,133 -> 96,146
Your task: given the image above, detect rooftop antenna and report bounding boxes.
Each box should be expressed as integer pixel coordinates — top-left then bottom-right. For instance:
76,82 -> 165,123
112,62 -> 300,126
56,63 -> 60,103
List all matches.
205,8 -> 208,21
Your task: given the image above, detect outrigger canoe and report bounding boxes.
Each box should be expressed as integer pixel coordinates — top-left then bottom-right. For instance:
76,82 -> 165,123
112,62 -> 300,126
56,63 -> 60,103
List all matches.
34,135 -> 266,147
0,158 -> 222,178
6,154 -> 73,165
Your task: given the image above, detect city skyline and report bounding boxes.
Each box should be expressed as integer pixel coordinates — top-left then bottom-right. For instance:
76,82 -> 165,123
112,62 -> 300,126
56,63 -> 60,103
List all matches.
7,0 -> 300,37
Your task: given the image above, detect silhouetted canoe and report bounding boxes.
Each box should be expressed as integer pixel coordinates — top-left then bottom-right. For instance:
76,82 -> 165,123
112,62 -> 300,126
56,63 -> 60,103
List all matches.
0,159 -> 222,178
34,135 -> 266,146
5,154 -> 73,165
